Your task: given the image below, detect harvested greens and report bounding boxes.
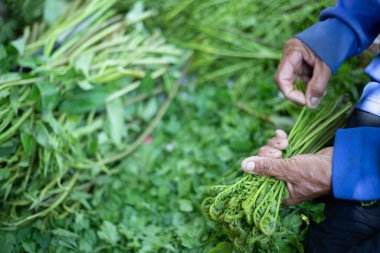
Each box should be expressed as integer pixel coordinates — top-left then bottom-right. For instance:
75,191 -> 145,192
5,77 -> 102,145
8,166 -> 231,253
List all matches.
0,0 -> 188,229
0,0 -> 369,252
202,98 -> 352,252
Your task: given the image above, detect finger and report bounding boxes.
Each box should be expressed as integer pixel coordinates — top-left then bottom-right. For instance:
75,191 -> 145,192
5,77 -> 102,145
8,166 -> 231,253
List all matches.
268,137 -> 289,151
275,54 -> 306,105
241,156 -> 291,181
266,129 -> 288,151
275,129 -> 287,139
305,60 -> 332,108
258,146 -> 282,158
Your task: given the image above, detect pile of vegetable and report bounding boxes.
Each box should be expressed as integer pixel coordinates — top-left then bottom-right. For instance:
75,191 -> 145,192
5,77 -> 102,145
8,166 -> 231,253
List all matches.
0,0 -> 187,229
0,0 -> 371,252
202,98 -> 352,252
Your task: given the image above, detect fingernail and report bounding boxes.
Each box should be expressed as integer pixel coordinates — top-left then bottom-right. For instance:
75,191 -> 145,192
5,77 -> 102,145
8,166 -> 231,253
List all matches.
310,97 -> 320,107
275,129 -> 286,138
245,161 -> 256,173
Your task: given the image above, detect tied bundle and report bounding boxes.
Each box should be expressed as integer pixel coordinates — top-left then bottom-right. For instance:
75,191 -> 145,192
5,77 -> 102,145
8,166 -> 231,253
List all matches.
202,98 -> 352,252
0,0 -> 188,229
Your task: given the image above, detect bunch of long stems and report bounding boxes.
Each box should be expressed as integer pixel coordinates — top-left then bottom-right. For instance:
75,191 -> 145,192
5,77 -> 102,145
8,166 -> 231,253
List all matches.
202,98 -> 352,252
0,0 -> 187,229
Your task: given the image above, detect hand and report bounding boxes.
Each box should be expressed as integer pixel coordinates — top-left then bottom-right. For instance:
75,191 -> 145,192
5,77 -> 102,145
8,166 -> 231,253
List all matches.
275,38 -> 332,108
241,130 -> 333,205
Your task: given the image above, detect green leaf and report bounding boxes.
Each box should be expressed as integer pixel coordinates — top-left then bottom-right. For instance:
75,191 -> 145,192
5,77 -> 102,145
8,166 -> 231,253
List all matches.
140,97 -> 158,121
60,86 -> 116,113
0,73 -> 21,83
229,139 -> 253,152
78,80 -> 94,91
37,81 -> 59,115
208,242 -> 233,253
10,28 -> 30,55
43,0 -> 68,26
22,241 -> 36,253
0,169 -> 11,180
0,44 -> 7,61
21,132 -> 36,159
216,146 -> 234,162
74,52 -> 94,78
33,121 -> 50,148
0,90 -> 10,99
178,199 -> 193,212
141,73 -> 154,94
106,98 -> 126,145
52,228 -> 79,239
97,221 -> 120,245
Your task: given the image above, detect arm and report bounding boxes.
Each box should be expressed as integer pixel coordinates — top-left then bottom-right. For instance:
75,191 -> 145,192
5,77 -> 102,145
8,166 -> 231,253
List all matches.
333,82 -> 380,200
295,0 -> 380,74
274,0 -> 380,108
296,1 -> 380,201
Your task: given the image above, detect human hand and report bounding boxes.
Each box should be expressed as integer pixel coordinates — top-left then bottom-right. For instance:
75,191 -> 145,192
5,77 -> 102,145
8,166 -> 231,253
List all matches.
241,130 -> 333,205
275,38 -> 332,108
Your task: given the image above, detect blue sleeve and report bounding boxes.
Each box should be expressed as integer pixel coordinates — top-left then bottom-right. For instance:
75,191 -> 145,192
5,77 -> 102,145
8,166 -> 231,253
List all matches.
295,0 -> 380,74
333,82 -> 380,200
333,127 -> 380,201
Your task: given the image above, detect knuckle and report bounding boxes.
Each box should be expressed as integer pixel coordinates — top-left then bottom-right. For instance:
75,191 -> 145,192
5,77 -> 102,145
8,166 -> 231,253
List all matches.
273,150 -> 282,158
259,147 -> 266,153
284,40 -> 302,53
258,159 -> 272,175
285,39 -> 298,48
279,139 -> 289,150
285,157 -> 297,167
258,147 -> 267,156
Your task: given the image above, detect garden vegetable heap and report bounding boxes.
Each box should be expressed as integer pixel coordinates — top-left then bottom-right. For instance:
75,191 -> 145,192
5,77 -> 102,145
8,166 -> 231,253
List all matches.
0,0 -> 186,229
202,98 -> 352,252
0,0 -> 369,252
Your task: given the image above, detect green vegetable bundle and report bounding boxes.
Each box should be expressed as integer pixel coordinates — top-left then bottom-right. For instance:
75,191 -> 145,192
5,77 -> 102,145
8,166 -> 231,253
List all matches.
0,0 -> 187,229
202,98 -> 352,252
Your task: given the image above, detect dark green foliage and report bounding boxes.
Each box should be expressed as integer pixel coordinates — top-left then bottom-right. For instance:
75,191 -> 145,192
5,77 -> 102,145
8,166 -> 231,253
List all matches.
0,0 -> 186,238
0,0 -> 372,252
0,0 -> 45,43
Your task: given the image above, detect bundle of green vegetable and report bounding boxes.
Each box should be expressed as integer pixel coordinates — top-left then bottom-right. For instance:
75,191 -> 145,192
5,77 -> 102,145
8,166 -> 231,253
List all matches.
0,0 -> 188,229
202,98 -> 352,252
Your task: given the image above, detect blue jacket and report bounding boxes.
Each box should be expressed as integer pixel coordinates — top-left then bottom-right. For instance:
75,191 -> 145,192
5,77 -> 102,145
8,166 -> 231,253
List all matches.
295,0 -> 380,200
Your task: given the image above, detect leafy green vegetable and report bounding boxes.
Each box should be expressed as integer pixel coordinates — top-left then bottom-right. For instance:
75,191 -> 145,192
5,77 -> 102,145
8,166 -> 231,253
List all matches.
201,98 -> 351,252
0,0 -> 187,231
0,0 -> 370,252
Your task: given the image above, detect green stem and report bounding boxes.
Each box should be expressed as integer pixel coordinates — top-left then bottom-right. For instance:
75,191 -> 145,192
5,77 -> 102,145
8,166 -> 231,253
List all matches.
98,57 -> 192,165
0,108 -> 33,144
0,173 -> 78,230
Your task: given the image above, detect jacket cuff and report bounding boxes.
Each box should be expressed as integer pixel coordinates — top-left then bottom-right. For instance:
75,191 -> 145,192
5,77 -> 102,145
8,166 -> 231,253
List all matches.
295,18 -> 358,74
333,127 -> 380,201
356,82 -> 380,117
365,54 -> 380,83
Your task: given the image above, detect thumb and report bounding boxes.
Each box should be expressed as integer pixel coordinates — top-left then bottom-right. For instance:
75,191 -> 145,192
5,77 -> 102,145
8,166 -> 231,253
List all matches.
241,156 -> 290,181
305,59 -> 331,108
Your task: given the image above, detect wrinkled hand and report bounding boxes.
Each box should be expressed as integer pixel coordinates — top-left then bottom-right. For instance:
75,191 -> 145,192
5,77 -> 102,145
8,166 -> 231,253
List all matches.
241,130 -> 333,205
275,38 -> 332,108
